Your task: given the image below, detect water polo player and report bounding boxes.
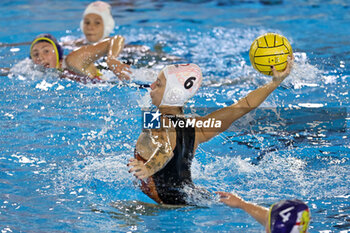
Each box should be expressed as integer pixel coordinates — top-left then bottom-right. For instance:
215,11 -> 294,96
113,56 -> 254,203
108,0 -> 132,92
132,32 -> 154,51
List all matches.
30,34 -> 64,69
30,33 -> 131,82
81,1 -> 115,43
62,1 -> 180,66
128,58 -> 294,205
217,191 -> 310,233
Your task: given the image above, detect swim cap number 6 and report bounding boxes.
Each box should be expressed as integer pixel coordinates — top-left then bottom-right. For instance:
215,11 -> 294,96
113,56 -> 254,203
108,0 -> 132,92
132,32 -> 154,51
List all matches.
184,77 -> 196,89
160,64 -> 203,107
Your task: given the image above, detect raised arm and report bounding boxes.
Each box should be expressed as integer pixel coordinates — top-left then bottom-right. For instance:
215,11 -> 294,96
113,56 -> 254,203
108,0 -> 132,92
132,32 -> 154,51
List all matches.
216,191 -> 269,226
196,56 -> 294,144
106,36 -> 131,80
65,35 -> 130,80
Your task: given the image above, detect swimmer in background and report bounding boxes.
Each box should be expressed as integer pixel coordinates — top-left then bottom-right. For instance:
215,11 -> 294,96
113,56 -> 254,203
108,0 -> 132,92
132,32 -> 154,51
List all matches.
62,1 -> 180,66
30,33 -> 131,82
0,2 -> 116,49
0,2 -> 113,49
62,1 -> 116,47
216,191 -> 310,233
128,57 -> 294,205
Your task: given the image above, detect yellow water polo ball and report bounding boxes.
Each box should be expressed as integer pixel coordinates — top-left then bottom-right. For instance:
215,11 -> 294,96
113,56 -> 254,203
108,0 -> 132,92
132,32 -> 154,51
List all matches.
249,33 -> 293,76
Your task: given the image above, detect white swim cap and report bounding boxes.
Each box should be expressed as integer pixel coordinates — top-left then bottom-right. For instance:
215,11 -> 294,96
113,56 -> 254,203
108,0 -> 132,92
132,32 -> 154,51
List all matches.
160,64 -> 202,107
80,1 -> 115,41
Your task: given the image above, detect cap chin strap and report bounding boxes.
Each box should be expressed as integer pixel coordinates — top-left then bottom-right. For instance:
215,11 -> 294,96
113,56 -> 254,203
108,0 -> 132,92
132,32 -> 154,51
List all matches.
30,37 -> 60,69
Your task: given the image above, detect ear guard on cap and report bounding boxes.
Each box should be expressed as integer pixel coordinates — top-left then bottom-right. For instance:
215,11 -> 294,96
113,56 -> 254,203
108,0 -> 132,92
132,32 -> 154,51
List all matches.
160,64 -> 202,107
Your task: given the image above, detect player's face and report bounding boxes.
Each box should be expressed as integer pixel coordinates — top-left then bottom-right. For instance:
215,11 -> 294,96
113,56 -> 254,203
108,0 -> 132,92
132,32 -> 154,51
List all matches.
150,71 -> 166,107
31,42 -> 57,68
83,13 -> 104,43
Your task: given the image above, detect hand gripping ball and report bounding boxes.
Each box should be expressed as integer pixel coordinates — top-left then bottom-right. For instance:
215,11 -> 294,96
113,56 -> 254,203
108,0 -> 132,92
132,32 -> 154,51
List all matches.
249,33 -> 292,76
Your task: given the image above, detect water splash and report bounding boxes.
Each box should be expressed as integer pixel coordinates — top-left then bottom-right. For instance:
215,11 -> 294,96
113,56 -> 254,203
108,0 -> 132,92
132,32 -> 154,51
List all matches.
192,149 -> 349,203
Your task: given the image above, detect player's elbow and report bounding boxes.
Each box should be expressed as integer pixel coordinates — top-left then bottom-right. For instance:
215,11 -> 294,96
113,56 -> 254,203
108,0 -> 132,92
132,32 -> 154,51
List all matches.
234,100 -> 256,115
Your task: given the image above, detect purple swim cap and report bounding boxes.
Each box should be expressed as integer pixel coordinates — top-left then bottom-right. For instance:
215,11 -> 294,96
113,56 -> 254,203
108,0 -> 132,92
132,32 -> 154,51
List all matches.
30,33 -> 63,61
269,199 -> 310,233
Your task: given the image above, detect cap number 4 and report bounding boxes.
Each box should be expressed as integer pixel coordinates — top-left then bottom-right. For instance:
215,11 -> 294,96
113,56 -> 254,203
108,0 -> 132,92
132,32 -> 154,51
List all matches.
279,206 -> 295,222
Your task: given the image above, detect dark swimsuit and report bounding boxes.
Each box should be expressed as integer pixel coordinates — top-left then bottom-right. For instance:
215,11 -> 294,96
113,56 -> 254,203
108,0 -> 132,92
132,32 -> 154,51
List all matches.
135,117 -> 205,205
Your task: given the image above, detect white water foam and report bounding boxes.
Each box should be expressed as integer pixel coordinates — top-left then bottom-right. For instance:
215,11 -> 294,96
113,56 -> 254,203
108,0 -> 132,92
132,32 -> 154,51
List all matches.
191,150 -> 349,202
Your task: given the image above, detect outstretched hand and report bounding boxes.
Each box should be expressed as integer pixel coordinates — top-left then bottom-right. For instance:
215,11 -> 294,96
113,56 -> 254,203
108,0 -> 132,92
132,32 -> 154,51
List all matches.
271,55 -> 294,83
127,158 -> 152,180
107,58 -> 132,81
216,191 -> 246,208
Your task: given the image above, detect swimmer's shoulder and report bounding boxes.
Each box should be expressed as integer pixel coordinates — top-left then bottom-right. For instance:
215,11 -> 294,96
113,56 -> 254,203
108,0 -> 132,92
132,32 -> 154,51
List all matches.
136,129 -> 155,160
136,128 -> 176,160
74,38 -> 87,47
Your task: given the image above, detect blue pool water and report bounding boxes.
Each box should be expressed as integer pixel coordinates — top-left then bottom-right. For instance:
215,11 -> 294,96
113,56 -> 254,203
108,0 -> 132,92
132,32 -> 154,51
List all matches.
1,0 -> 349,232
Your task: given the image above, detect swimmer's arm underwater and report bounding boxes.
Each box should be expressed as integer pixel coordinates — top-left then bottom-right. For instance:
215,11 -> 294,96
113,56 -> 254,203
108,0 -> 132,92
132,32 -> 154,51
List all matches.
65,35 -> 131,80
0,67 -> 10,76
196,56 -> 294,144
216,191 -> 269,226
128,130 -> 174,180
